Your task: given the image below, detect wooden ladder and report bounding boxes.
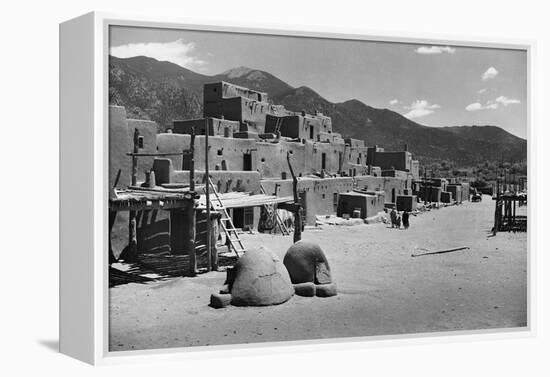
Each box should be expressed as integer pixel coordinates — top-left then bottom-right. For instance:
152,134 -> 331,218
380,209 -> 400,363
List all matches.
207,178 -> 246,258
274,116 -> 284,135
260,184 -> 291,236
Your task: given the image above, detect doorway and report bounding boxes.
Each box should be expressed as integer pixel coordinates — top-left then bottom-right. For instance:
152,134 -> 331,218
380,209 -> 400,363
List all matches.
232,207 -> 254,230
243,153 -> 252,171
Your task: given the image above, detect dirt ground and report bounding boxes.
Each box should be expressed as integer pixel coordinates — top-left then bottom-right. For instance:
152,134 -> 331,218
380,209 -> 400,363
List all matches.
109,195 -> 527,351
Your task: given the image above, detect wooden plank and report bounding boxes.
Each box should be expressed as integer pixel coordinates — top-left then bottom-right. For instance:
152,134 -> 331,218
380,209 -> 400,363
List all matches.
126,151 -> 191,157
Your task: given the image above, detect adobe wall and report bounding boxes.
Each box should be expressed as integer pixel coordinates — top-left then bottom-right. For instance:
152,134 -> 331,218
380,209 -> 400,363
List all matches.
344,138 -> 365,148
204,96 -> 272,133
366,146 -> 384,165
265,113 -> 333,141
261,176 -> 354,225
204,81 -> 268,103
411,160 -> 420,180
265,115 -> 301,139
354,175 -> 407,203
173,118 -> 240,137
156,133 -> 259,172
337,192 -> 385,219
373,151 -> 412,171
109,106 -> 159,188
109,106 -> 131,189
172,170 -> 261,194
127,118 -> 158,182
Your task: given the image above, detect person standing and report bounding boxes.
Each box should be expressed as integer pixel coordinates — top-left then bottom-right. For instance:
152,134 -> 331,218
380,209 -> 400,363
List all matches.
402,210 -> 410,230
390,207 -> 397,228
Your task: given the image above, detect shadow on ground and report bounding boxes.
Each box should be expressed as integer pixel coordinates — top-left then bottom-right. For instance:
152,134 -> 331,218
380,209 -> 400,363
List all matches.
109,251 -> 238,287
38,339 -> 59,353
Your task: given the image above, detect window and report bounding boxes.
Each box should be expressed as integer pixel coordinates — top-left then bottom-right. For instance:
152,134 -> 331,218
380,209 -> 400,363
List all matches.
333,193 -> 338,212
138,136 -> 144,149
217,149 -> 223,156
321,153 -> 326,170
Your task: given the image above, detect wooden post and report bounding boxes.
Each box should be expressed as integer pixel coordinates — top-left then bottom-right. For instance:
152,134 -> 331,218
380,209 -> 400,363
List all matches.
183,196 -> 197,276
205,120 -> 212,271
211,214 -> 218,271
189,127 -> 195,192
287,152 -> 302,243
108,210 -> 117,264
128,129 -> 140,260
131,129 -> 139,186
493,179 -> 500,235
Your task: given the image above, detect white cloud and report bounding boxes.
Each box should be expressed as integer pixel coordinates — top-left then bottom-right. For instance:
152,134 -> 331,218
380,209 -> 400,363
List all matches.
495,96 -> 521,106
415,46 -> 456,55
403,100 -> 441,119
477,88 -> 487,94
465,102 -> 483,111
110,39 -> 207,71
482,66 -> 499,81
465,95 -> 520,111
466,101 -> 499,111
389,99 -> 399,105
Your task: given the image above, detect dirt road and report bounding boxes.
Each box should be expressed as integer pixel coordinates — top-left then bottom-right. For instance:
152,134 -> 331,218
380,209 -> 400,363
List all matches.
109,196 -> 527,351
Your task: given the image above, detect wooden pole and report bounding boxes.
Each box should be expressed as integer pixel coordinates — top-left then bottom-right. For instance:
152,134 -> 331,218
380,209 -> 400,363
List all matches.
287,152 -> 302,243
109,210 -> 117,264
184,197 -> 197,276
189,127 -> 195,192
128,129 -> 140,260
493,178 -> 500,235
205,121 -> 212,271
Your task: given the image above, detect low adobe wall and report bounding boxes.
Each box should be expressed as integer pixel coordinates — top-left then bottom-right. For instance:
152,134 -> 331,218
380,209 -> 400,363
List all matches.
261,176 -> 354,225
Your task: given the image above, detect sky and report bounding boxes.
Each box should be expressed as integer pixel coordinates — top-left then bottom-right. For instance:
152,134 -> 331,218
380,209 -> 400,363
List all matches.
110,26 -> 527,139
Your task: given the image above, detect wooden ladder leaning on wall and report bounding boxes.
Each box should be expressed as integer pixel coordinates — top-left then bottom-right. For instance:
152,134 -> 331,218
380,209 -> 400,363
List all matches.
207,177 -> 246,258
259,184 -> 291,236
274,116 -> 284,136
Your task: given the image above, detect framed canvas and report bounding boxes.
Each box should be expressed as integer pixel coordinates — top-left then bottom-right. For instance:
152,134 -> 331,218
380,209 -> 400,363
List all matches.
60,12 -> 533,365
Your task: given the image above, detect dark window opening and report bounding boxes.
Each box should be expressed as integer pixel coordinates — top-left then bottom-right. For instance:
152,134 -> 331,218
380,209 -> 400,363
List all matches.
217,149 -> 223,156
333,193 -> 338,212
182,154 -> 192,170
321,152 -> 327,170
138,136 -> 144,149
232,207 -> 254,230
309,125 -> 314,139
243,153 -> 252,171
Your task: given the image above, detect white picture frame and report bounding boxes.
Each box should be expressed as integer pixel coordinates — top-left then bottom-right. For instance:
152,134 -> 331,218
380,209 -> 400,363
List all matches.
59,12 -> 534,365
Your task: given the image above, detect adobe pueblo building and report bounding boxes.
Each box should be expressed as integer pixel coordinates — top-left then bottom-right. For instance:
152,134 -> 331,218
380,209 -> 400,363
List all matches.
109,81 -> 429,270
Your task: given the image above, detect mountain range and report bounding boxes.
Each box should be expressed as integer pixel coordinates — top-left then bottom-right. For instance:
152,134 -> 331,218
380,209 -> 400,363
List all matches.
109,55 -> 527,167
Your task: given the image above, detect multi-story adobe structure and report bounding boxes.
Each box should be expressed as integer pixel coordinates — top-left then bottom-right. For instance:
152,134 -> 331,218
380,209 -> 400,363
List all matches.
109,81 -> 421,256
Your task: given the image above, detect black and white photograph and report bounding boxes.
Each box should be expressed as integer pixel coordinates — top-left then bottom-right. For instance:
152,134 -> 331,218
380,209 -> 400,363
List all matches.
106,25 -> 527,352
